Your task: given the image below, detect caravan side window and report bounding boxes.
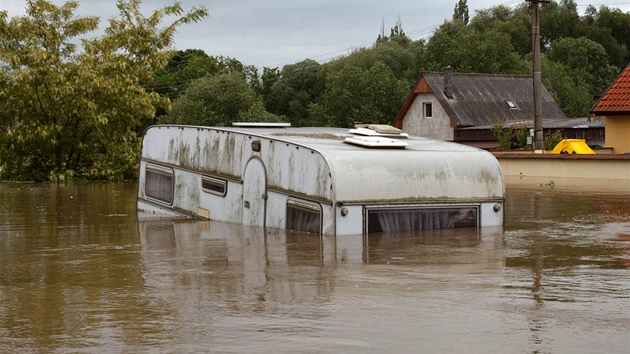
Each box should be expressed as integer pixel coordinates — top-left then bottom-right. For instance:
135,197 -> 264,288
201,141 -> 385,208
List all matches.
286,198 -> 322,234
367,206 -> 478,233
145,164 -> 174,205
202,175 -> 227,197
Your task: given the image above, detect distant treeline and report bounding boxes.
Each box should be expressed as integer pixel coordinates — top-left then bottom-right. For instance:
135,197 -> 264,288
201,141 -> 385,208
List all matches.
154,0 -> 629,129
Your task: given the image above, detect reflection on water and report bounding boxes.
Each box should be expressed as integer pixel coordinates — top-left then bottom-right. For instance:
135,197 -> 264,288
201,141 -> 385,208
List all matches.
0,182 -> 629,353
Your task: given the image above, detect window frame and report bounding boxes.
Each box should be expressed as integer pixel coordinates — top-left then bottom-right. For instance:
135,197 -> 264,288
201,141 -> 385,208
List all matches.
365,205 -> 479,233
423,102 -> 433,118
286,198 -> 322,234
145,164 -> 175,205
201,175 -> 227,197
505,100 -> 519,110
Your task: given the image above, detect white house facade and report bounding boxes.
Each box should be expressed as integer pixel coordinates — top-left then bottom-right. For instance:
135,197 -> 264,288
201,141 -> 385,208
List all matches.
401,92 -> 453,140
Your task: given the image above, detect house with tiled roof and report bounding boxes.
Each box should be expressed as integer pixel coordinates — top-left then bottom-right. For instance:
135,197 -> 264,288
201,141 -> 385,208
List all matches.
393,68 -> 603,149
591,62 -> 630,154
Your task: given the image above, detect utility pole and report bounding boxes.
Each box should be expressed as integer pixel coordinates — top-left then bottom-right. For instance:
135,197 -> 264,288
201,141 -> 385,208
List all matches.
527,0 -> 549,152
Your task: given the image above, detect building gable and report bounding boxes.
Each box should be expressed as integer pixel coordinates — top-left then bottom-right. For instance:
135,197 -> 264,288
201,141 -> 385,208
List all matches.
394,70 -> 567,130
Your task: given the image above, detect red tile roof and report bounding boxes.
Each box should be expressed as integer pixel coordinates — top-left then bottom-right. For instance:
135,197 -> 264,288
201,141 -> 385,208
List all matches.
591,63 -> 630,115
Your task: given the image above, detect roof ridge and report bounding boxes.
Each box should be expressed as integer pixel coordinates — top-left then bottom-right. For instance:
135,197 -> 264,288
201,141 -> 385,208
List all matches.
423,71 -> 531,78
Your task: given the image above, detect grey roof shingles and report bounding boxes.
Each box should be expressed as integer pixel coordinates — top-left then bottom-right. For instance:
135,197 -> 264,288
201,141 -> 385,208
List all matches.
395,72 -> 568,128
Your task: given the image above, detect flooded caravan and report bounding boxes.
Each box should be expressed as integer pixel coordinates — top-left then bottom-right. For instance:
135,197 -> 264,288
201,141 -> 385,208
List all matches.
137,124 -> 504,235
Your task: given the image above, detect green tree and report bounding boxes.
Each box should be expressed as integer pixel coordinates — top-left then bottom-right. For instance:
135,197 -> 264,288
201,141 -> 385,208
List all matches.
152,50 -> 260,101
161,72 -> 282,126
541,58 -> 592,118
265,59 -> 322,126
540,0 -> 581,49
453,0 -> 470,25
325,37 -> 425,84
0,0 -> 208,181
578,5 -> 630,69
426,20 -> 529,74
152,50 -> 221,101
319,62 -> 408,128
148,50 -> 260,130
261,66 -> 281,106
547,36 -> 619,97
469,4 -> 531,56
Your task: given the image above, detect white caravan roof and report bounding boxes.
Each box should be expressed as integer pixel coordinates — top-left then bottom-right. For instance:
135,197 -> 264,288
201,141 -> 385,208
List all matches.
216,126 -> 503,203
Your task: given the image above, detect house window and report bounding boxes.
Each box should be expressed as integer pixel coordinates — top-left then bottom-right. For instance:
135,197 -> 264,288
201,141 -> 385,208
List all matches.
366,206 -> 478,233
202,175 -> 227,197
423,102 -> 433,118
286,198 -> 322,234
145,164 -> 174,205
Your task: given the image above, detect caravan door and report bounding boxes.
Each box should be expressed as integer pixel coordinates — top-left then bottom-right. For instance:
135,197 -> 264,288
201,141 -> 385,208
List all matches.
242,157 -> 267,227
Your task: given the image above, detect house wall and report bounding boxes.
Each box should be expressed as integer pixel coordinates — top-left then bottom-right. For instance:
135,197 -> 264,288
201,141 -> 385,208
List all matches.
604,116 -> 630,154
498,156 -> 630,180
401,93 -> 453,140
496,155 -> 630,192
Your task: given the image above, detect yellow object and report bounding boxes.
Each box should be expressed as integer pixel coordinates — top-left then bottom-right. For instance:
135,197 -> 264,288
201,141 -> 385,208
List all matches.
551,139 -> 596,154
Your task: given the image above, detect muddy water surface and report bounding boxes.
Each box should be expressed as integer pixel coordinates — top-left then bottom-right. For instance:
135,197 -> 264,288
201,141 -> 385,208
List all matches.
0,182 -> 628,353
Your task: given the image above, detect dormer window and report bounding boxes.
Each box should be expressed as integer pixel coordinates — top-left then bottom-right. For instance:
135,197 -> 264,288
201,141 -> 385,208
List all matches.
506,100 -> 519,110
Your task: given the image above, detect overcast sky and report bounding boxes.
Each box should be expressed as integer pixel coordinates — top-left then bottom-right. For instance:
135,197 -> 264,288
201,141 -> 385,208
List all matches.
2,0 -> 629,69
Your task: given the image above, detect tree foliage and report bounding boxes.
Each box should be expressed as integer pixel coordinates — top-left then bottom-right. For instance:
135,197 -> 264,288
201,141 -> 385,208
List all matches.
151,50 -> 257,101
317,62 -> 409,128
540,0 -> 581,48
326,36 -> 425,84
0,0 -> 208,181
541,58 -> 592,118
453,0 -> 470,25
469,4 -> 532,56
426,20 -> 529,74
160,72 -> 283,126
547,36 -> 618,97
579,5 -> 630,69
147,49 -> 261,130
264,59 -> 322,126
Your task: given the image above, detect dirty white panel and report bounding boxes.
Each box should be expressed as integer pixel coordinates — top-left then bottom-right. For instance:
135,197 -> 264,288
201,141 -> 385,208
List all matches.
335,205 -> 363,236
172,169 -> 199,215
265,193 -> 288,230
480,202 -> 503,228
198,181 -> 242,224
242,158 -> 267,227
324,148 -> 504,203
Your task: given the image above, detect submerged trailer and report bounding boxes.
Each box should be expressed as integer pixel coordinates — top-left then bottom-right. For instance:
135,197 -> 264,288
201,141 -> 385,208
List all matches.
137,124 -> 504,235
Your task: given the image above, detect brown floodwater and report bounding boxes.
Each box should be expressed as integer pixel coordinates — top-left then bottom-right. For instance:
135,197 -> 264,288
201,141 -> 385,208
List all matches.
0,182 -> 628,353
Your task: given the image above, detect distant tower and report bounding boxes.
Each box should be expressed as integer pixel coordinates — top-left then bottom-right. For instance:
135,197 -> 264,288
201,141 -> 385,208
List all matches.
381,16 -> 386,39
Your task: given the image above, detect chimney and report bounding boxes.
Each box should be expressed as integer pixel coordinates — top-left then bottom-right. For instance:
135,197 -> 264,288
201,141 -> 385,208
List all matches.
444,66 -> 453,99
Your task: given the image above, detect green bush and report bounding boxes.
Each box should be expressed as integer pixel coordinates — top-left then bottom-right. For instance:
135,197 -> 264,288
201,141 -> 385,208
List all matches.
513,122 -> 531,149
491,117 -> 513,150
544,129 -> 564,150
